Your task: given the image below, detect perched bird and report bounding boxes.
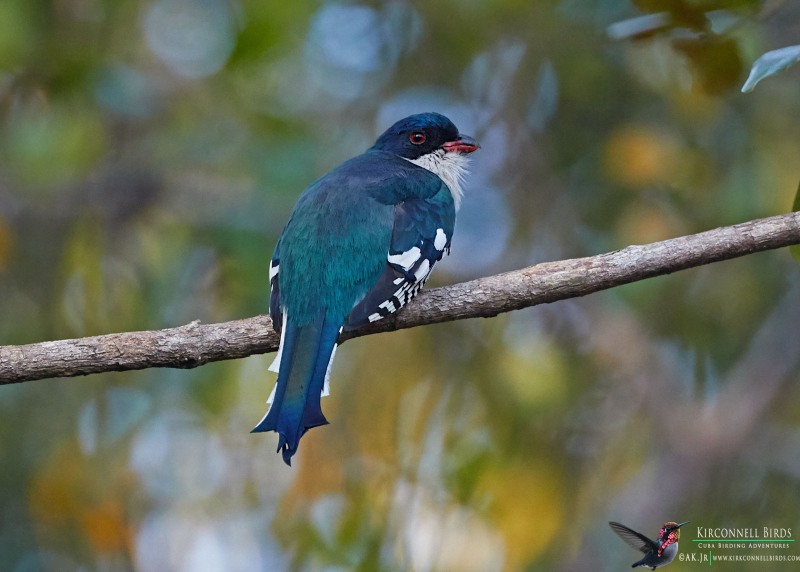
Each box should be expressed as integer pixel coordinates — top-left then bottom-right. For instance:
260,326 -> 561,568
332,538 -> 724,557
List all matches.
252,112 -> 480,465
609,521 -> 690,570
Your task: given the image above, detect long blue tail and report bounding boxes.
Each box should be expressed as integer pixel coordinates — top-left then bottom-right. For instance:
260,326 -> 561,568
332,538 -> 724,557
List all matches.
251,316 -> 339,465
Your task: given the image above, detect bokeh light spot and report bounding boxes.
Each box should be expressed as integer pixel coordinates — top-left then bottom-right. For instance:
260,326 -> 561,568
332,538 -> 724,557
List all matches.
143,0 -> 236,78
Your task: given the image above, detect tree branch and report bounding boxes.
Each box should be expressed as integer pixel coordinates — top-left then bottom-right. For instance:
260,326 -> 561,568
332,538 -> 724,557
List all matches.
2,212 -> 799,385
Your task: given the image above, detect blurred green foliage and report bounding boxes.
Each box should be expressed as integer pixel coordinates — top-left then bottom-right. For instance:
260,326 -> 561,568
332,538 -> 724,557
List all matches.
2,1 -> 800,571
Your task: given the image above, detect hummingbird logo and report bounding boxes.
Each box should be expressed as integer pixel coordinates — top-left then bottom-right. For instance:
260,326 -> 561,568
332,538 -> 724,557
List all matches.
609,520 -> 690,570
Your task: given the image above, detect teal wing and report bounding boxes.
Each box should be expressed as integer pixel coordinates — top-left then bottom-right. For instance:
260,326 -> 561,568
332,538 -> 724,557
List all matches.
345,180 -> 455,328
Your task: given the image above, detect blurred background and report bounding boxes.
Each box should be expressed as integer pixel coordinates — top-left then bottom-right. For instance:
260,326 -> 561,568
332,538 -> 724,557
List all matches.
1,0 -> 800,570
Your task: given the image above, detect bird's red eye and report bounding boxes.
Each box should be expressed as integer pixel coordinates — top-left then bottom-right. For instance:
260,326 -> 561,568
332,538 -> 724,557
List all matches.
410,132 -> 426,145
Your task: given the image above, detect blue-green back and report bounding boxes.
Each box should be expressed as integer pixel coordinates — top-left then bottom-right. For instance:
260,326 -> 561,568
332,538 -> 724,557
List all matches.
277,150 -> 447,325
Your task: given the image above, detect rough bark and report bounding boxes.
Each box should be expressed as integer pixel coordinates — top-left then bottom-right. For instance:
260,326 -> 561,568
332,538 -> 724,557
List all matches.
1,212 -> 798,384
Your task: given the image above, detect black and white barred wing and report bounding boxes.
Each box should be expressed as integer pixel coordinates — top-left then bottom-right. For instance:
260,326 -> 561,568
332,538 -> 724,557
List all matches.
344,191 -> 455,330
268,238 -> 282,333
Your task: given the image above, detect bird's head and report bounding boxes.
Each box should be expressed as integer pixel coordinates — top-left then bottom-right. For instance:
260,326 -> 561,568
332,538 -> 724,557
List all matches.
660,521 -> 689,542
371,112 -> 479,160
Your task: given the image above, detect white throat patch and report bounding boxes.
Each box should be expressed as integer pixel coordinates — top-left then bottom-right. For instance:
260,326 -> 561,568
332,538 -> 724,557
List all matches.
407,150 -> 470,210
